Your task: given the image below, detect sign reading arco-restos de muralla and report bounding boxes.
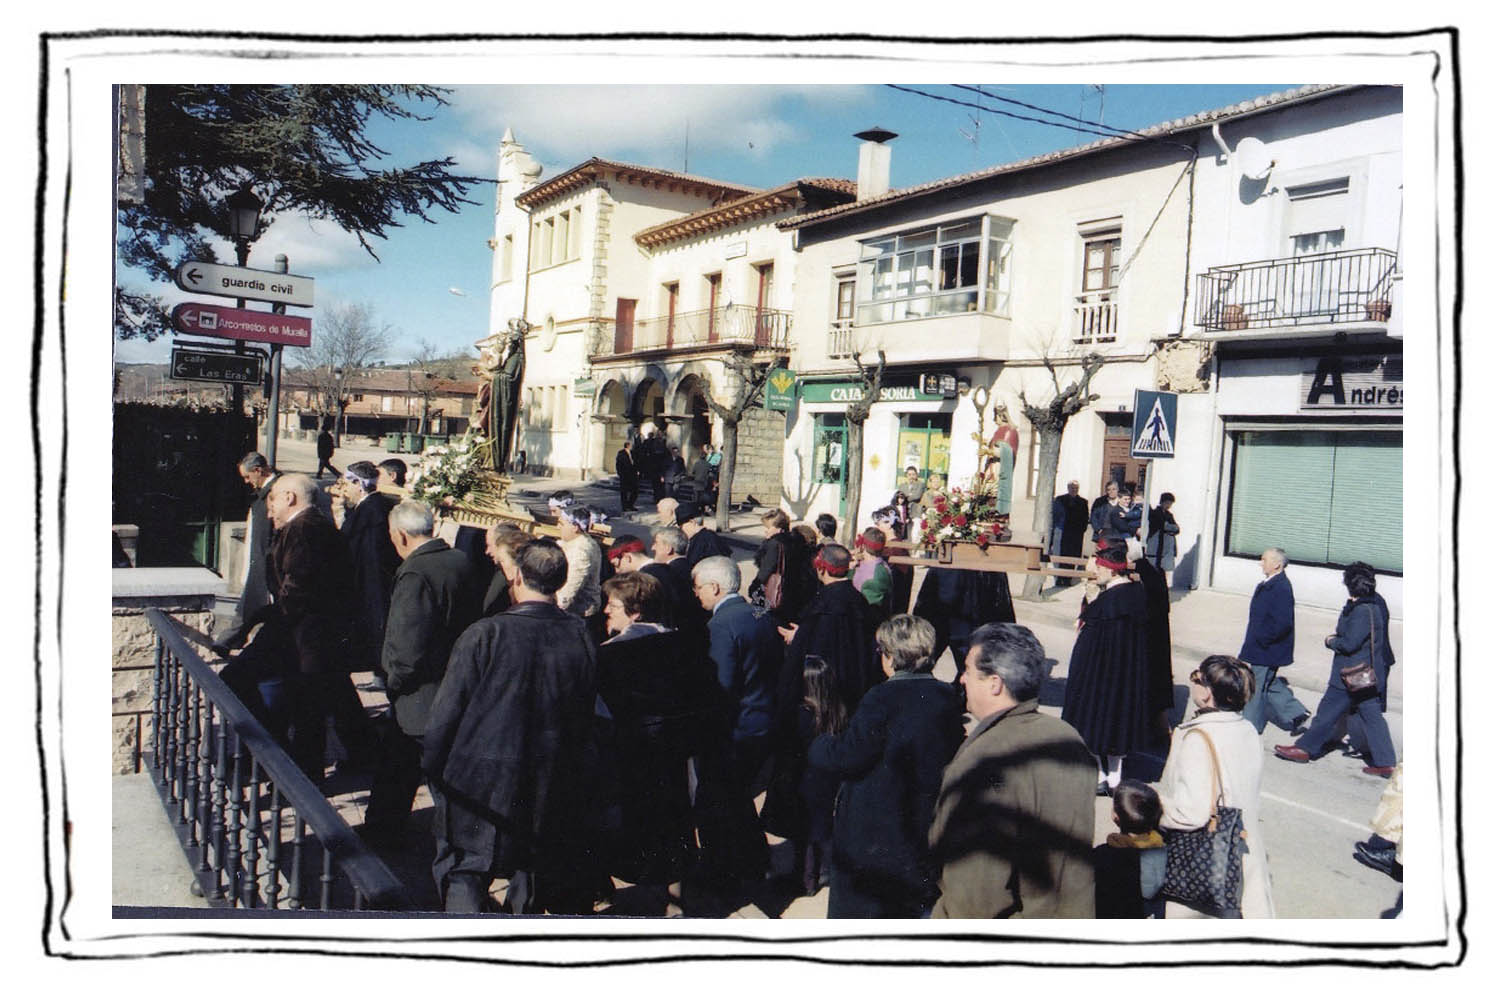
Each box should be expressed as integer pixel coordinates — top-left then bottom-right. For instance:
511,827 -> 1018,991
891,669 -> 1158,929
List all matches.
800,377 -> 947,405
1299,354 -> 1403,411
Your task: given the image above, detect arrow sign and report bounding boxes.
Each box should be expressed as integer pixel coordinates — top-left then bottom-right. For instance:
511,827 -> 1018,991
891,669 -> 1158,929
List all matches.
174,260 -> 315,307
170,348 -> 264,385
172,302 -> 312,347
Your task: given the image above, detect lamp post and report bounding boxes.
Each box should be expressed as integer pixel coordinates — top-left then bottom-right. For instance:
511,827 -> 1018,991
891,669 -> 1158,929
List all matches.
225,184 -> 263,424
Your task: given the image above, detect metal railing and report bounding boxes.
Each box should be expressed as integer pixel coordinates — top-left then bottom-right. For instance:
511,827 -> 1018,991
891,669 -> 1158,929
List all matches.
1195,247 -> 1397,332
597,304 -> 792,358
146,609 -> 412,911
1073,291 -> 1118,345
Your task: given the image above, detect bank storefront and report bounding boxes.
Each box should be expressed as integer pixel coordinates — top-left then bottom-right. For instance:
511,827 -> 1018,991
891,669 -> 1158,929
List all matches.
786,371 -> 983,529
1209,347 -> 1403,614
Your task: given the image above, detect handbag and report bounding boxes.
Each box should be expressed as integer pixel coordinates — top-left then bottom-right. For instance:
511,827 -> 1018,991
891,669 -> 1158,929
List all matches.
1160,727 -> 1249,918
763,543 -> 786,610
1339,605 -> 1381,696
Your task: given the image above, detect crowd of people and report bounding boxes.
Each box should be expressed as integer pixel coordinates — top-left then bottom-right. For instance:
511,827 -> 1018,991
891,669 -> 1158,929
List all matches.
209,453 -> 1400,918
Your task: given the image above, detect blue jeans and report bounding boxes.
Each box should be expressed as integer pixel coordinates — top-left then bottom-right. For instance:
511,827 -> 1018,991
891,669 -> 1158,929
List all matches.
1243,663 -> 1309,734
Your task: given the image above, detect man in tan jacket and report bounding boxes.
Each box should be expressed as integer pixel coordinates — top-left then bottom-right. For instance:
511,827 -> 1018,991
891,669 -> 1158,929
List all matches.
929,622 -> 1097,918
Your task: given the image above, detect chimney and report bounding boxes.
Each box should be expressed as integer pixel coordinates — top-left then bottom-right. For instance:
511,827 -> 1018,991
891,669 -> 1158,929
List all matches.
854,126 -> 898,201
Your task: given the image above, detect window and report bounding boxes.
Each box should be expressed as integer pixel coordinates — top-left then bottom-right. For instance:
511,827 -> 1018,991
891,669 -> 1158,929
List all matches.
855,216 -> 1013,324
381,395 -> 393,413
896,413 -> 952,487
664,282 -> 679,345
352,393 -> 364,402
705,273 -> 722,341
1286,178 -> 1351,253
568,207 -> 583,259
532,218 -> 553,270
813,414 -> 848,485
835,275 -> 856,322
554,211 -> 570,266
1081,230 -> 1121,293
501,233 -> 514,281
1076,220 -> 1122,343
1225,429 -> 1401,573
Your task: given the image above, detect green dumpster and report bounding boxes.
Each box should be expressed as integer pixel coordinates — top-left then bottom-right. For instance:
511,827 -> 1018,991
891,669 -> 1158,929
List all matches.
424,434 -> 448,449
384,433 -> 400,452
403,432 -> 421,453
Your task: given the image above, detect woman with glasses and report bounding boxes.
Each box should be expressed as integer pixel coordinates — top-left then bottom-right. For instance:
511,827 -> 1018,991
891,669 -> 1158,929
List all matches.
1155,655 -> 1274,918
595,571 -> 720,916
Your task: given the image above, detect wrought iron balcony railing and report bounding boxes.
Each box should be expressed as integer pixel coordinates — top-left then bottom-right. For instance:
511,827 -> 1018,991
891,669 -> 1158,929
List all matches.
145,609 -> 412,911
1195,247 -> 1397,332
597,304 -> 791,358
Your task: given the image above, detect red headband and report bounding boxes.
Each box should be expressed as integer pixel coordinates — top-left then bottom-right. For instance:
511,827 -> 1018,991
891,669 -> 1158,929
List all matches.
813,554 -> 849,577
1094,554 -> 1131,571
855,534 -> 885,553
608,537 -> 646,561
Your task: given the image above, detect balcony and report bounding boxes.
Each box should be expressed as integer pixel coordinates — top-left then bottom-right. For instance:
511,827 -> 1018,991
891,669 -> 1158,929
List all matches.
1073,291 -> 1118,346
1195,247 -> 1397,339
592,304 -> 791,361
820,310 -> 1012,368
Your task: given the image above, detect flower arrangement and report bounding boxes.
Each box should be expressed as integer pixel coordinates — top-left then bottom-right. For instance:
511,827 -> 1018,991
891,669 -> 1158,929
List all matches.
408,429 -> 489,507
918,485 -> 1003,550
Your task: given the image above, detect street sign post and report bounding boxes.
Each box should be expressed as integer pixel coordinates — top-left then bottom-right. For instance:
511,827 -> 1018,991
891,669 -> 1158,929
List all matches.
174,260 -> 315,307
1130,389 -> 1178,460
171,302 -> 312,347
170,347 -> 264,385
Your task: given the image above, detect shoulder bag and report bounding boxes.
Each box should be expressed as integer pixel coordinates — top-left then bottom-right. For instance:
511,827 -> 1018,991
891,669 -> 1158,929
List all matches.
1160,727 -> 1249,918
763,541 -> 786,610
1339,604 -> 1381,696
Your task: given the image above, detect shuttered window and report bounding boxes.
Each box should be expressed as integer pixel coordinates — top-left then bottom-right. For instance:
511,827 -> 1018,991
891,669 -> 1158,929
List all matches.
1226,429 -> 1401,573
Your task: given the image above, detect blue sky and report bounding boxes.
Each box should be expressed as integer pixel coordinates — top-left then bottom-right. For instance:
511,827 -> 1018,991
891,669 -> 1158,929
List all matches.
114,83 -> 1297,366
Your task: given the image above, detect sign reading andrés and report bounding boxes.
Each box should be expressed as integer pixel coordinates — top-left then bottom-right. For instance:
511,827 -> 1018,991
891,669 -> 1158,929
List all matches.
1300,354 -> 1403,410
800,377 -> 946,405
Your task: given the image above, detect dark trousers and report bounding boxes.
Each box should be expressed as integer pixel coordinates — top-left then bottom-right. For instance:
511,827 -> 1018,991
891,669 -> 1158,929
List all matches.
316,458 -> 340,477
619,478 -> 639,511
1295,668 -> 1397,767
365,721 -> 424,835
1244,663 -> 1309,734
827,863 -> 927,919
691,735 -> 769,883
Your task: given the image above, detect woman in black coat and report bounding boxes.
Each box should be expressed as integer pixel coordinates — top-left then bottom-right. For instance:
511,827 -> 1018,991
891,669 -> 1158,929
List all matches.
751,509 -> 816,625
595,571 -> 721,914
1061,542 -> 1154,796
808,614 -> 964,917
1275,562 -> 1398,775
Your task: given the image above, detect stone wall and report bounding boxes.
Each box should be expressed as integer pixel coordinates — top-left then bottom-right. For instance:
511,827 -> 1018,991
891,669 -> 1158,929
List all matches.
111,569 -> 224,775
728,404 -> 787,507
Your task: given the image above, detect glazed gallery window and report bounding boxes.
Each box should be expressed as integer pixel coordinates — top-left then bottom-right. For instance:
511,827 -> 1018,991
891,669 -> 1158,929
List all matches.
855,216 -> 1014,324
1225,428 -> 1401,573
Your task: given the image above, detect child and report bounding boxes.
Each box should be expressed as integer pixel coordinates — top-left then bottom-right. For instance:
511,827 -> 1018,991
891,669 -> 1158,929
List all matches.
763,655 -> 849,896
852,526 -> 894,615
1093,779 -> 1168,918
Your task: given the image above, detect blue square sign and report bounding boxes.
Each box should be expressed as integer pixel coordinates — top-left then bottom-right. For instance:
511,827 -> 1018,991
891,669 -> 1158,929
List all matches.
1131,389 -> 1178,460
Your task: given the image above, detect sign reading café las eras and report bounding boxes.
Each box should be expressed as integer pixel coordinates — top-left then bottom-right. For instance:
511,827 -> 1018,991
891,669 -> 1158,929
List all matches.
1300,354 -> 1403,411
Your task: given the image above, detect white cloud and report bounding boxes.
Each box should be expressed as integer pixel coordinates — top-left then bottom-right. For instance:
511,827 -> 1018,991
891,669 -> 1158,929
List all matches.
447,84 -> 870,173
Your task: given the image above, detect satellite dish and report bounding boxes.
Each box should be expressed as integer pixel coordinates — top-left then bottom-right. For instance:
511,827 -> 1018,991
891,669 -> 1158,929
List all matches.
1235,137 -> 1275,181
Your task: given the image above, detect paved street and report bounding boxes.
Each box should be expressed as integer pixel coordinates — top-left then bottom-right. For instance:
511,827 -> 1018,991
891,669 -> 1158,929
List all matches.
126,430 -> 1404,917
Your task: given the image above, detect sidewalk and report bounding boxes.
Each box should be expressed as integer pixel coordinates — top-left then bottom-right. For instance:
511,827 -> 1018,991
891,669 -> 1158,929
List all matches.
1018,583 -> 1403,710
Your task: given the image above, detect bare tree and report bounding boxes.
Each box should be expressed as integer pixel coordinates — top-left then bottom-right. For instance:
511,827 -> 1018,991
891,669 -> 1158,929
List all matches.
290,301 -> 393,444
840,350 -> 887,546
1017,349 -> 1107,597
409,337 -> 443,435
701,352 -> 777,532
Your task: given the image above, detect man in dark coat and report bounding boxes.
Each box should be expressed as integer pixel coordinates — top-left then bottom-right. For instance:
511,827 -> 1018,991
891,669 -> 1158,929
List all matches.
363,500 -> 483,841
1090,480 -> 1119,545
1132,548 -> 1176,736
778,544 -> 881,718
218,473 -> 369,777
214,452 -> 280,648
930,623 -> 1097,918
809,614 -> 964,917
638,425 -> 668,502
338,461 -> 400,670
315,424 -> 339,478
480,522 -> 527,617
678,503 -> 731,568
691,555 -> 781,885
1051,479 -> 1090,571
913,567 -> 1016,692
1239,547 -> 1310,735
615,438 -> 639,512
423,537 -> 600,913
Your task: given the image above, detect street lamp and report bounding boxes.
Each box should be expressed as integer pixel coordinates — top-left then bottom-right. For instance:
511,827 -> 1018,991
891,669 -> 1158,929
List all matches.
226,184 -> 263,267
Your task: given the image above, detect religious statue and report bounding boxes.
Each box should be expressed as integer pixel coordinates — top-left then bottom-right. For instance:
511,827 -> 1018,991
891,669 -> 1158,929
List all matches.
970,391 -> 1018,520
472,318 -> 529,473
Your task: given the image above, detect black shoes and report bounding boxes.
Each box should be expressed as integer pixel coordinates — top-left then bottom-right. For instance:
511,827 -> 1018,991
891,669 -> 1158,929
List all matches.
1289,714 -> 1310,737
1353,840 -> 1403,882
1096,781 -> 1114,798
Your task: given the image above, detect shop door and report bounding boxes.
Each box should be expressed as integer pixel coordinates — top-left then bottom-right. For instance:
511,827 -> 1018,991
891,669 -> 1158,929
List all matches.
814,413 -> 849,518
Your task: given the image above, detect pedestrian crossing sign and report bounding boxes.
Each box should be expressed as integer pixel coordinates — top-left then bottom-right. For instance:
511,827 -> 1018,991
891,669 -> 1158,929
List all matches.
1131,389 -> 1177,459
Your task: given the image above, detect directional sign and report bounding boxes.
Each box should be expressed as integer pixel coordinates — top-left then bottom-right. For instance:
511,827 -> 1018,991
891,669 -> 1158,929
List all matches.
174,260 -> 315,307
170,348 -> 264,385
1131,389 -> 1178,460
171,302 -> 312,347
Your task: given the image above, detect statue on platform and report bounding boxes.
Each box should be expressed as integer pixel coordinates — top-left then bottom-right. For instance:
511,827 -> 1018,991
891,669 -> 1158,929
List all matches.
970,391 -> 1018,522
472,318 -> 529,473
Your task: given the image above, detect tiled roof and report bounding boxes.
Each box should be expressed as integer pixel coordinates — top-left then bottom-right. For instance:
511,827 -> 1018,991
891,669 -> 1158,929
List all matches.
633,177 -> 857,248
282,368 -> 483,395
779,84 -> 1360,230
515,157 -> 758,210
